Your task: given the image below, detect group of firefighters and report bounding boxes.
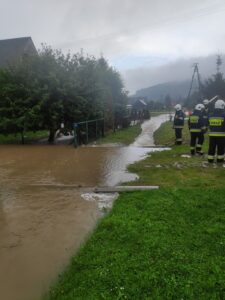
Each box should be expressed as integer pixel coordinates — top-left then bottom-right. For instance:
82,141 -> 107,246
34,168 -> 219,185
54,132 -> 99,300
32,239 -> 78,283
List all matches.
173,98 -> 225,163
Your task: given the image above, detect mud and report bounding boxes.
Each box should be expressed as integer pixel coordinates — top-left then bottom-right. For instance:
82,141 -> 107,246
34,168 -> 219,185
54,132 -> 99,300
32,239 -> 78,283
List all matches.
0,114 -> 169,300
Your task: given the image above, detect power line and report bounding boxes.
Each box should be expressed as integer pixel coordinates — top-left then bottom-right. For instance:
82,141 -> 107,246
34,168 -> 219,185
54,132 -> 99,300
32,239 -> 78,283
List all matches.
187,63 -> 202,101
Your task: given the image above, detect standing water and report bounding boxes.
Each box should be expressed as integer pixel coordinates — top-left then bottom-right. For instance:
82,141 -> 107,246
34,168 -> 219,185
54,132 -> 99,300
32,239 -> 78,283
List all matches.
0,114 -> 169,300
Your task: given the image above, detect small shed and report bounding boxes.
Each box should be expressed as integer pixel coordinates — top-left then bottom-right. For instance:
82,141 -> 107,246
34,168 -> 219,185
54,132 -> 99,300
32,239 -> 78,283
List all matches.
133,98 -> 148,110
0,37 -> 37,68
132,97 -> 150,120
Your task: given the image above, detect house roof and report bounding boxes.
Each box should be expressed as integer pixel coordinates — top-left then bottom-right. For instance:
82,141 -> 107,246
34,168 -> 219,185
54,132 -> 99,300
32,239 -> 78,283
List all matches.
138,99 -> 147,106
0,37 -> 37,68
133,98 -> 147,109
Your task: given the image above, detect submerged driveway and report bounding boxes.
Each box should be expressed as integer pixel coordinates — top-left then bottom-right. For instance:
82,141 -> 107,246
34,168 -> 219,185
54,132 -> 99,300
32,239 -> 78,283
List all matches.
0,114 -> 169,300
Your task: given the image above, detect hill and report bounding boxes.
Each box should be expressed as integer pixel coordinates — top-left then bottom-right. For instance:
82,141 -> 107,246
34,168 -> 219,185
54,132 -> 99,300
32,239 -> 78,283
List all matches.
135,80 -> 191,101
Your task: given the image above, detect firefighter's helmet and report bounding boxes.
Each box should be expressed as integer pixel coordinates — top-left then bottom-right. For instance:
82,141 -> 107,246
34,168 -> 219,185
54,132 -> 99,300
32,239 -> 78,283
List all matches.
215,99 -> 225,109
203,99 -> 209,105
174,104 -> 181,111
195,104 -> 203,111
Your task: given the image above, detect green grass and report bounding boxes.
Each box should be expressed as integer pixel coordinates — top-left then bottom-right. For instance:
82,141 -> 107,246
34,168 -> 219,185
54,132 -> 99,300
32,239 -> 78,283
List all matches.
98,124 -> 141,145
128,121 -> 225,188
0,130 -> 48,144
44,118 -> 225,300
46,189 -> 225,300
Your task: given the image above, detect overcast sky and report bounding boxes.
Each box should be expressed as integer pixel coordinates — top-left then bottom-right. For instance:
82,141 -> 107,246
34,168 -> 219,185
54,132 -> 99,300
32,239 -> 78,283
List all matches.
1,0 -> 225,93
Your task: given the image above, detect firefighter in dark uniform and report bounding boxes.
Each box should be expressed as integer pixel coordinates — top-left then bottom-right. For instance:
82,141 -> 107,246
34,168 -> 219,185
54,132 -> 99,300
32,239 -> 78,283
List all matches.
188,104 -> 206,155
198,102 -> 209,150
173,104 -> 185,145
208,99 -> 225,163
202,99 -> 209,129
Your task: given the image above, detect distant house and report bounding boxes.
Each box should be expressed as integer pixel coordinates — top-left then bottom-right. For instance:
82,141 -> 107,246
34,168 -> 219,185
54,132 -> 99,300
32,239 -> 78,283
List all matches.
133,97 -> 147,110
0,37 -> 37,68
132,97 -> 150,121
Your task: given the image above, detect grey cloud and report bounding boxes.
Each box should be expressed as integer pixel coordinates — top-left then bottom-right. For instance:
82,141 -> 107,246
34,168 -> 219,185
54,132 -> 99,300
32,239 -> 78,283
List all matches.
1,0 -> 225,93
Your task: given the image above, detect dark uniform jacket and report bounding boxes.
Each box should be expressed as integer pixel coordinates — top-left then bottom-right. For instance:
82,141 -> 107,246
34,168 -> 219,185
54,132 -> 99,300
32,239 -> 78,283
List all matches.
208,109 -> 225,137
202,108 -> 209,128
188,110 -> 205,133
173,110 -> 185,128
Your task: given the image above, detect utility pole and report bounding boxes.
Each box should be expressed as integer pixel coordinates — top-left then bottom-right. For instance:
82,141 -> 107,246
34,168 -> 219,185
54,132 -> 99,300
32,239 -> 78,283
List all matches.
216,54 -> 222,73
187,63 -> 202,101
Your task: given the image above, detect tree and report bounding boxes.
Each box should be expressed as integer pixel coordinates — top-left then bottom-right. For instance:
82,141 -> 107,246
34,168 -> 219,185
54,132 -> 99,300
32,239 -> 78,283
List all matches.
0,60 -> 41,143
164,94 -> 172,110
0,45 -> 128,143
203,72 -> 225,99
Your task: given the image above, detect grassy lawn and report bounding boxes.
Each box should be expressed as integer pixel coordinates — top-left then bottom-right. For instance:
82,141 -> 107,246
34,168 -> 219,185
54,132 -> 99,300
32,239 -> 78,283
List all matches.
98,124 -> 142,145
128,121 -> 225,188
44,119 -> 225,300
0,130 -> 48,144
46,189 -> 225,300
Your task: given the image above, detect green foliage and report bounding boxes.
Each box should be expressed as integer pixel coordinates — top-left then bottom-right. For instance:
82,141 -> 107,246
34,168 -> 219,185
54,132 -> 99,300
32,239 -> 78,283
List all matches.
0,46 -> 128,143
203,72 -> 225,99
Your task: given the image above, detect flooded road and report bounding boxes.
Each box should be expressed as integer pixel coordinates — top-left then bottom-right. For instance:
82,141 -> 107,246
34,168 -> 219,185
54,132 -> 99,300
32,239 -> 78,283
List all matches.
0,114 -> 169,300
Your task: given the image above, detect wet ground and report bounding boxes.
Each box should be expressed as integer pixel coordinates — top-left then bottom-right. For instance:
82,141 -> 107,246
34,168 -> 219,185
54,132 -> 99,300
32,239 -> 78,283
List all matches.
0,114 -> 169,300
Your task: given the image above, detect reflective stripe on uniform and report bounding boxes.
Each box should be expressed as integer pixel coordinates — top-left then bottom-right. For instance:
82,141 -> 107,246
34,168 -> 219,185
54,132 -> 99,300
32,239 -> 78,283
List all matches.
174,126 -> 183,129
217,155 -> 224,159
209,117 -> 224,120
176,138 -> 182,141
196,144 -> 202,148
190,129 -> 201,132
190,147 -> 195,150
208,132 -> 225,137
208,155 -> 214,160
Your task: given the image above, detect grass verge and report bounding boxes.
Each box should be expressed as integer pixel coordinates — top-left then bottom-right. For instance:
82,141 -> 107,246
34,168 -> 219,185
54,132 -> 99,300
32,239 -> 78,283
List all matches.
44,119 -> 225,300
128,121 -> 224,188
45,189 -> 225,300
98,124 -> 141,145
0,130 -> 48,144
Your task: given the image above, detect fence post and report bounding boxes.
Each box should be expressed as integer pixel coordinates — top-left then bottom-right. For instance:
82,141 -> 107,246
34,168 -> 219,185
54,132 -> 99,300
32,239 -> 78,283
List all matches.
86,122 -> 89,144
102,119 -> 105,137
74,123 -> 78,148
96,120 -> 98,138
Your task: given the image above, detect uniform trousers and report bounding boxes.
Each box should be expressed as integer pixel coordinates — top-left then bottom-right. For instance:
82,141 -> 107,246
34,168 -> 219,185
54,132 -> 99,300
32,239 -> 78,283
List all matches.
190,132 -> 204,155
208,136 -> 225,163
175,128 -> 182,145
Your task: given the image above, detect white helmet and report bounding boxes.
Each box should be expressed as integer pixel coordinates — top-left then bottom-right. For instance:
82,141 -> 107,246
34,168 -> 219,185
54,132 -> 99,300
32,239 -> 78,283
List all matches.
195,104 -> 204,111
203,99 -> 209,105
215,99 -> 225,109
174,104 -> 181,111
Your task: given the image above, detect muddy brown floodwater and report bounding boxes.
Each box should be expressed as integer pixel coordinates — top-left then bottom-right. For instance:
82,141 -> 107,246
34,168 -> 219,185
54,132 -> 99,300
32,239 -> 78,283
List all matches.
0,114 -> 169,300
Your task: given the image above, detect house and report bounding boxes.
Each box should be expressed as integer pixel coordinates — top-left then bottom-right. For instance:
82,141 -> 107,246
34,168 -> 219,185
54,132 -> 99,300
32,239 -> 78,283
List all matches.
0,37 -> 37,68
133,97 -> 148,110
132,97 -> 150,120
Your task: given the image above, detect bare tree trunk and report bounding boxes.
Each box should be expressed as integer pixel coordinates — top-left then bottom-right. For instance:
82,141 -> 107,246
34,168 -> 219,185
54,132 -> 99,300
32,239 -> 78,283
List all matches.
48,129 -> 55,144
21,131 -> 25,145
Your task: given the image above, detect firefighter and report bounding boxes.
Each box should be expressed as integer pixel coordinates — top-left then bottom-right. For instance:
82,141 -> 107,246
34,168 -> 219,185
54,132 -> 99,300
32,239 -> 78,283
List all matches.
202,99 -> 209,128
173,104 -> 185,145
188,104 -> 206,155
208,99 -> 225,163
